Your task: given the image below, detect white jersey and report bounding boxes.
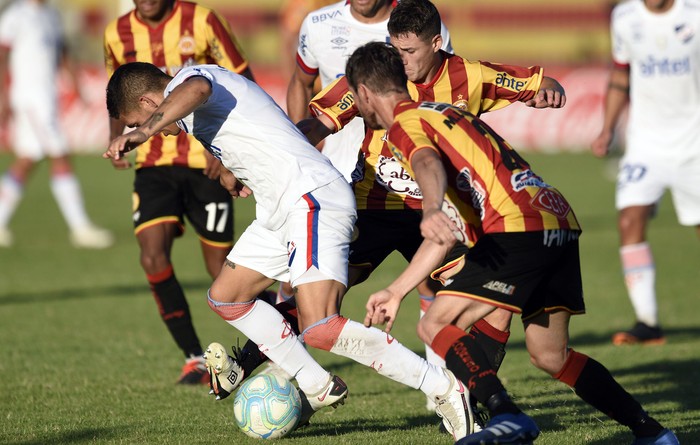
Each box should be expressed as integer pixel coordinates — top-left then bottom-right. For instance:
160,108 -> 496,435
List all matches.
611,0 -> 700,159
0,0 -> 63,107
296,0 -> 453,180
168,65 -> 344,231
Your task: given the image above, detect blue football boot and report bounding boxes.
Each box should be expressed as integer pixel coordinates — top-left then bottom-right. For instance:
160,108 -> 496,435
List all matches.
455,412 -> 540,445
630,429 -> 680,445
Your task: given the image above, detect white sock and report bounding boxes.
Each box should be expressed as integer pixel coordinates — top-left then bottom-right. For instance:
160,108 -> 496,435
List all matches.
50,173 -> 91,231
0,173 -> 23,227
621,242 -> 658,326
208,295 -> 330,395
329,318 -> 450,398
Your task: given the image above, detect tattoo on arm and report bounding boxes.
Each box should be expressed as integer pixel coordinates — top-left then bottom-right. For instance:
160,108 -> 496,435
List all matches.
147,112 -> 164,130
224,259 -> 236,269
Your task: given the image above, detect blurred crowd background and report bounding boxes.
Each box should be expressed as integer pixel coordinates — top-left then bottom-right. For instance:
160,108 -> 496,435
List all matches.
0,0 -> 620,153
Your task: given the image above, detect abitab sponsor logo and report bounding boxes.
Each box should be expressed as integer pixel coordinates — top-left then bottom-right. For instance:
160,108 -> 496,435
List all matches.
639,56 -> 690,76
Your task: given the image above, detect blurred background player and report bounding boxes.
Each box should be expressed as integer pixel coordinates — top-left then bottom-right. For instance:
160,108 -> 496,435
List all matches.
591,0 -> 700,346
103,0 -> 254,384
0,0 -> 114,249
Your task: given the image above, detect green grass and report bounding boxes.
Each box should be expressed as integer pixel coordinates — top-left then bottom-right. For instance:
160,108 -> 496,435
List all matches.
0,152 -> 698,444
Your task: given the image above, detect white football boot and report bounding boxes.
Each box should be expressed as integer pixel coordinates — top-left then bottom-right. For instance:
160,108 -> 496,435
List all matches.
70,225 -> 114,249
203,342 -> 245,400
0,227 -> 12,247
434,369 -> 471,440
297,374 -> 348,427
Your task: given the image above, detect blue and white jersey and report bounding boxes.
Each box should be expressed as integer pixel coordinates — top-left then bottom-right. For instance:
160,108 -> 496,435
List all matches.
612,0 -> 700,157
0,0 -> 64,107
167,65 -> 344,230
295,0 -> 452,181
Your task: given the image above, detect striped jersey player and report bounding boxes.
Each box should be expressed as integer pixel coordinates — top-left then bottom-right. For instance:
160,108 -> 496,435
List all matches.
309,51 -> 545,210
104,0 -> 251,169
387,101 -> 581,247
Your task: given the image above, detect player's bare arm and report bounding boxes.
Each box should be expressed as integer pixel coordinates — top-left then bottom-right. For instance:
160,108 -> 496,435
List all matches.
104,77 -> 213,160
410,148 -> 458,245
524,76 -> 567,109
365,238 -> 452,332
296,115 -> 334,147
591,66 -> 630,158
286,65 -> 318,123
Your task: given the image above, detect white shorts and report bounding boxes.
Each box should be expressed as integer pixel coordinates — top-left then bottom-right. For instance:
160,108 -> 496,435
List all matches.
616,153 -> 700,226
228,177 -> 356,287
11,104 -> 67,160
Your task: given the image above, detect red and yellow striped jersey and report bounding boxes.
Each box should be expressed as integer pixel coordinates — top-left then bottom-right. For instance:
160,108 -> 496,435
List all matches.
309,51 -> 544,210
388,100 -> 580,247
104,1 -> 249,169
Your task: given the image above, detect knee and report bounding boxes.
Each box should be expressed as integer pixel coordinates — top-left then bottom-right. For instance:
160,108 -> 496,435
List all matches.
140,250 -> 170,275
416,317 -> 437,346
301,315 -> 347,351
529,348 -> 568,376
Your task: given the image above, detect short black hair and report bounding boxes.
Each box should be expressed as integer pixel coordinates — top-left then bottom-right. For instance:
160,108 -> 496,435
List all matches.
106,62 -> 171,119
387,0 -> 442,43
345,42 -> 408,95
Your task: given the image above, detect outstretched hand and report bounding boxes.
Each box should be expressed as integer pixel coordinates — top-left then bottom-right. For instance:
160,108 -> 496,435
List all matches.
365,288 -> 402,333
524,87 -> 566,109
103,130 -> 148,161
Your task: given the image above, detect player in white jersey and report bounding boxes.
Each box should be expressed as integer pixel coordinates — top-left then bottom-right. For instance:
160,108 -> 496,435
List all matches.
0,0 -> 113,248
287,0 -> 452,181
591,0 -> 700,346
104,62 -> 474,438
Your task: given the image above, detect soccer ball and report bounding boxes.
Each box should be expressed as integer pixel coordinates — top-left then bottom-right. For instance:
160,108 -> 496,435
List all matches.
233,374 -> 302,439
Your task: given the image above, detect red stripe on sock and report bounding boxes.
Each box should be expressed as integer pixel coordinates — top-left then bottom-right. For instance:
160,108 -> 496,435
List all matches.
473,319 -> 510,344
146,265 -> 174,284
303,315 -> 349,351
208,299 -> 255,321
431,325 -> 467,359
553,349 -> 589,387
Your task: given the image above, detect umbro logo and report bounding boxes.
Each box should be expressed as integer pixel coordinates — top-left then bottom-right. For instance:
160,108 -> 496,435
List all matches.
227,370 -> 239,386
331,37 -> 348,46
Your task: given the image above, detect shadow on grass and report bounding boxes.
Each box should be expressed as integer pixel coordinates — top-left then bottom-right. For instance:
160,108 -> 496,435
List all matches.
504,356 -> 700,443
0,280 -> 211,306
291,412 -> 440,438
6,427 -> 123,445
506,325 -> 700,350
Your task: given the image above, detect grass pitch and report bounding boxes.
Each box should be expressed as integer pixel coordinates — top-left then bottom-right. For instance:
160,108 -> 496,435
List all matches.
0,152 -> 698,444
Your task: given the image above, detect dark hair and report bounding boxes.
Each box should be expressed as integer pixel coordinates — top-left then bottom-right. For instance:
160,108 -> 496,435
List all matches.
387,0 -> 442,43
345,42 -> 408,95
106,62 -> 171,119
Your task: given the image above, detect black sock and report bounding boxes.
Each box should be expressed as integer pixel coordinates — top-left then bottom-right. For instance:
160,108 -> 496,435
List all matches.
149,271 -> 201,357
444,333 -> 518,417
469,319 -> 509,371
558,351 -> 664,438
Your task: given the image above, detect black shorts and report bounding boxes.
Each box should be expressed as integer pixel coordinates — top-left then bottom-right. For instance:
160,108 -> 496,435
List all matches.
436,231 -> 585,320
349,209 -> 424,283
133,166 -> 234,246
